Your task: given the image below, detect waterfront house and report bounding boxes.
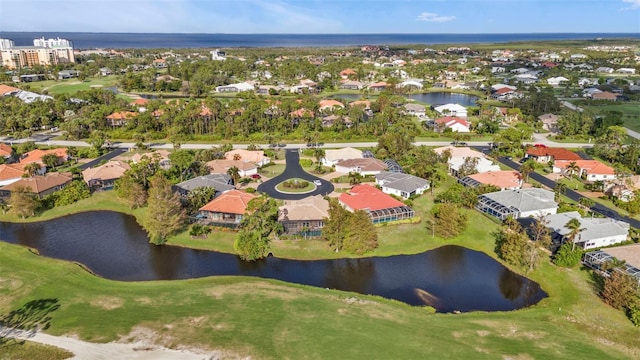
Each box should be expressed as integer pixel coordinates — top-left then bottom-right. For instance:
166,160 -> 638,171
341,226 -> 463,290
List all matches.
544,211 -> 629,250
319,99 -> 345,111
81,160 -> 131,191
339,80 -> 365,90
197,190 -> 256,228
434,103 -> 468,118
477,188 -> 558,220
375,172 -> 429,199
583,244 -> 640,285
0,172 -> 73,199
402,103 -> 427,118
278,195 -> 329,237
368,82 -> 388,91
339,184 -> 415,224
215,82 -> 254,93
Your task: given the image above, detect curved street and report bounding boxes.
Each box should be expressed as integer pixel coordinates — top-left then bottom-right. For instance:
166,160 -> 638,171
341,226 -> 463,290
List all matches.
257,149 -> 334,200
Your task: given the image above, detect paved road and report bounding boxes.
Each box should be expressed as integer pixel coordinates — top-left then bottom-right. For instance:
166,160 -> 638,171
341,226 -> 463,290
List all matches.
77,148 -> 128,170
496,156 -> 640,229
257,149 -> 334,200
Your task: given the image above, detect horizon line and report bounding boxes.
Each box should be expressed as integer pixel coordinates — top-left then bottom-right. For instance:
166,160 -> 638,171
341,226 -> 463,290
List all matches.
1,31 -> 639,36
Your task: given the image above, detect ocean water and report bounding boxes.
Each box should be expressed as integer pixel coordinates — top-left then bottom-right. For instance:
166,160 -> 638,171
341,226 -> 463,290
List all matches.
0,32 -> 638,49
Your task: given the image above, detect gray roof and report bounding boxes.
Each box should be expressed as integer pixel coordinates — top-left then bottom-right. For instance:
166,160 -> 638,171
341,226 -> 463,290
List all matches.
376,172 -> 429,193
403,103 -> 426,112
545,211 -> 630,244
481,188 -> 556,213
175,174 -> 234,192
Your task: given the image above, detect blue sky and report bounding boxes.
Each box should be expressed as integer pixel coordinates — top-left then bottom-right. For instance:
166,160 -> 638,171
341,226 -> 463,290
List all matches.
1,0 -> 639,33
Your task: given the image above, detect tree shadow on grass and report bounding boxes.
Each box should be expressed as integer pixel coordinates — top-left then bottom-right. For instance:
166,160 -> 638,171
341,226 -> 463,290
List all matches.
0,298 -> 60,348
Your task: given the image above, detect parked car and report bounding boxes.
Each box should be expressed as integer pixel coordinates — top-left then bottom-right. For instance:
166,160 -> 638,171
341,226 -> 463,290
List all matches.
250,174 -> 261,179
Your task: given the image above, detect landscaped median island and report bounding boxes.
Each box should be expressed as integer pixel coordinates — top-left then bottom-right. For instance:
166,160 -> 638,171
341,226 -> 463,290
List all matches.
274,178 -> 316,193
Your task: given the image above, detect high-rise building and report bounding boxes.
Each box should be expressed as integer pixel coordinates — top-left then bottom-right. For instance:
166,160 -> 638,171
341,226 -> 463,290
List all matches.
0,37 -> 75,69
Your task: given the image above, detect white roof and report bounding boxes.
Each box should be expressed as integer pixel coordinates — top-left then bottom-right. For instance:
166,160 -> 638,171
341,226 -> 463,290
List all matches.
449,157 -> 500,173
216,82 -> 254,92
434,103 -> 467,113
323,147 -> 363,162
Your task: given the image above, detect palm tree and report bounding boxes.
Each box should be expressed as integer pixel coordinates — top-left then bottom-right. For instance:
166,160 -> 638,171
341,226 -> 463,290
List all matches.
348,172 -> 362,185
313,147 -> 325,172
41,153 -> 60,170
23,162 -> 42,177
579,197 -> 595,214
520,159 -> 536,183
227,166 -> 240,187
565,161 -> 580,180
554,182 -> 567,202
564,218 -> 585,251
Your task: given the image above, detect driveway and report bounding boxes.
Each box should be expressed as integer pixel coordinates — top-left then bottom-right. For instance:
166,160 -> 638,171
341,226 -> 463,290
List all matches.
257,149 -> 334,200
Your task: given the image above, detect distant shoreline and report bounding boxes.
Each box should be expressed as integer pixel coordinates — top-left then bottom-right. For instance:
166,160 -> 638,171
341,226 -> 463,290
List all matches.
0,32 -> 638,49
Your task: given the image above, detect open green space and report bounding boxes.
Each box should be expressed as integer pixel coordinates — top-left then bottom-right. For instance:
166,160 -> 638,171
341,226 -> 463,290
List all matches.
582,103 -> 640,133
26,76 -> 121,96
259,163 -> 286,178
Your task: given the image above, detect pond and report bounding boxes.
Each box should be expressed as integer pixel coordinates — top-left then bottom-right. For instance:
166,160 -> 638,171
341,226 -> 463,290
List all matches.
0,211 -> 546,313
329,92 -> 478,107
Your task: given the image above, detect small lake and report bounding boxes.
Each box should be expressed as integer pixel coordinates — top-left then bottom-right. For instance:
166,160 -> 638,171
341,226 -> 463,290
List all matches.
330,92 -> 478,107
0,211 -> 546,313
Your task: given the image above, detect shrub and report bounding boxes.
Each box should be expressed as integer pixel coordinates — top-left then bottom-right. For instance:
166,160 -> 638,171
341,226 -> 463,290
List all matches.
552,243 -> 583,267
245,188 -> 256,193
283,179 -> 309,189
299,159 -> 313,167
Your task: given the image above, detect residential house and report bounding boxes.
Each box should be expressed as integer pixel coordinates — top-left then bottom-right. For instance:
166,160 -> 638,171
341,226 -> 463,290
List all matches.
368,82 -> 388,91
340,68 -> 356,79
197,190 -> 256,228
434,116 -> 471,133
215,82 -> 254,93
434,103 -> 468,118
547,76 -> 569,87
321,147 -> 363,167
544,211 -> 629,250
0,143 -> 12,161
224,149 -> 270,167
596,67 -> 614,73
553,160 -> 616,182
402,103 -> 427,118
538,113 -> 559,133
460,170 -> 522,190
130,150 -> 172,170
434,145 -> 500,176
339,80 -> 365,90
130,98 -> 149,112
339,184 -> 415,224
206,159 -> 258,177
525,147 -> 581,163
20,148 -> 68,171
0,172 -> 73,199
99,67 -> 112,76
278,195 -> 330,237
583,244 -> 640,284
335,158 -> 387,176
106,111 -> 137,127
616,68 -> 636,75
81,160 -> 131,191
605,184 -> 635,202
57,69 -> 79,79
0,163 -> 25,186
318,99 -> 345,111
173,174 -> 234,197
476,188 -> 558,220
398,80 -> 423,89
375,172 -> 429,199
591,92 -> 618,101
383,159 -> 403,173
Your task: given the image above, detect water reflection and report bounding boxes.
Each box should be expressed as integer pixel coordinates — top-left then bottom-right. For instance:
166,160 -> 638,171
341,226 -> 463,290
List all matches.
0,211 -> 546,312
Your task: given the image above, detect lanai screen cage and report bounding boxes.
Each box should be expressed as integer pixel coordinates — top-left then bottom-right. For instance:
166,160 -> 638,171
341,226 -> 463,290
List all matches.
458,176 -> 482,188
368,206 -> 415,224
583,250 -> 640,284
476,195 -> 520,220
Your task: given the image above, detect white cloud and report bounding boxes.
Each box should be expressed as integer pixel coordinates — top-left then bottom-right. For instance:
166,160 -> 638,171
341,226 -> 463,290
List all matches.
417,12 -> 455,23
622,0 -> 640,9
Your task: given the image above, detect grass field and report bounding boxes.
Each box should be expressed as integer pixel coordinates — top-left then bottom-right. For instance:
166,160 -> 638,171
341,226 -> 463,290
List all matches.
581,103 -> 640,133
2,182 -> 640,358
26,76 -> 121,96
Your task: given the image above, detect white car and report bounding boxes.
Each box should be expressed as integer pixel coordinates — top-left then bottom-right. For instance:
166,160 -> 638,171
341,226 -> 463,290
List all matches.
313,180 -> 322,186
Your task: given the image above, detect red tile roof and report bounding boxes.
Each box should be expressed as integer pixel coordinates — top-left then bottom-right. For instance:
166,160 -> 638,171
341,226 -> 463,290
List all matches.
526,147 -> 581,160
0,163 -> 25,181
467,171 -> 522,189
0,84 -> 20,96
554,160 -> 615,175
319,99 -> 345,109
199,190 -> 256,215
2,172 -> 73,194
0,143 -> 12,157
106,111 -> 137,120
130,98 -> 149,106
435,116 -> 470,127
339,184 -> 405,211
20,148 -> 68,165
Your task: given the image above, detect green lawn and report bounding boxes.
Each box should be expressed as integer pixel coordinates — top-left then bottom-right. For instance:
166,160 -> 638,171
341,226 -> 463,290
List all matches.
27,76 -> 121,96
582,103 -> 640,133
275,178 -> 315,193
259,163 -> 286,178
2,181 -> 640,358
